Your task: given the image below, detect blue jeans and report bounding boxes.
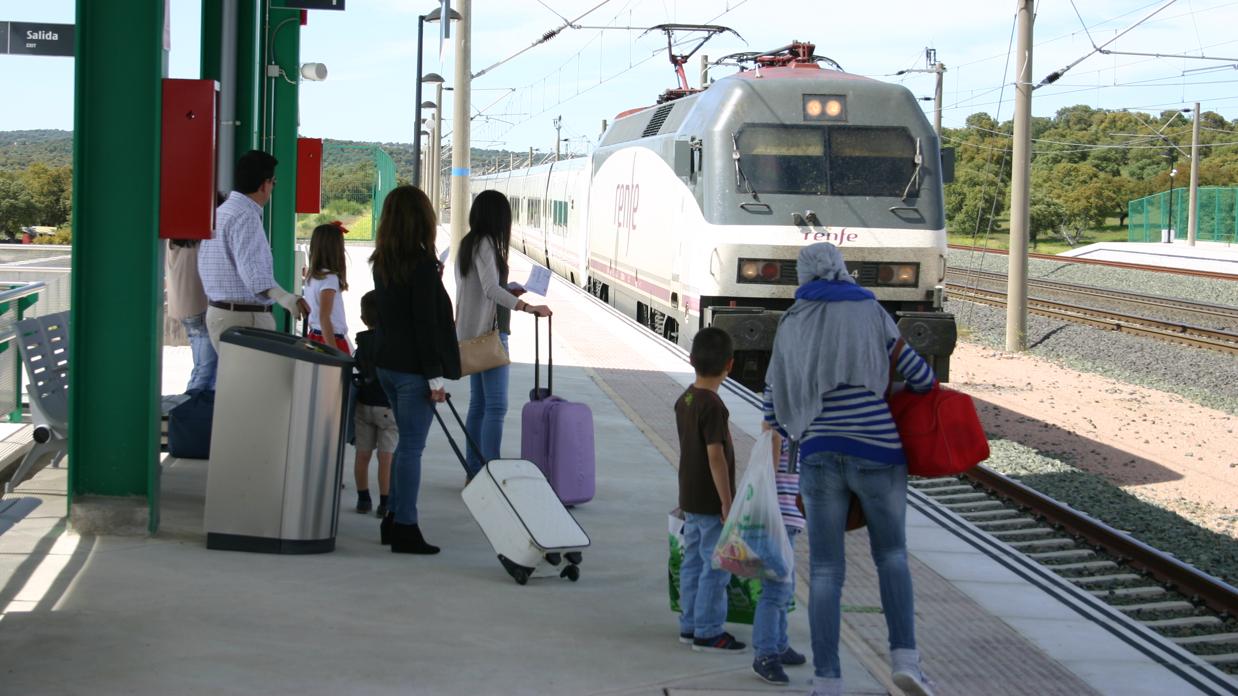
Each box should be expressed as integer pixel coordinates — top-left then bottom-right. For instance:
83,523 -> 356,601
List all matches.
753,526 -> 801,658
376,369 -> 435,525
678,512 -> 731,639
182,312 -> 217,392
800,451 -> 916,679
465,333 -> 509,476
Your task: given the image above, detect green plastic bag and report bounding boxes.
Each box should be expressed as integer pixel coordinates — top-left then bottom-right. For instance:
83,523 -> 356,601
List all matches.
667,509 -> 792,625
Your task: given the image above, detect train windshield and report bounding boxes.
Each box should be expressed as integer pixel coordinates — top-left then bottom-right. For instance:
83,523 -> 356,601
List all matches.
735,125 -> 917,198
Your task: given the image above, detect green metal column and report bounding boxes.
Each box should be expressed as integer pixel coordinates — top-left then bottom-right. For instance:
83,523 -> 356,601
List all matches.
201,1 -> 222,82
69,0 -> 165,529
267,3 -> 300,330
234,0 -> 263,160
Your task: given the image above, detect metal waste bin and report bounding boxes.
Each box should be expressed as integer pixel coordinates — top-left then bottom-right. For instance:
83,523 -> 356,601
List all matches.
205,326 -> 353,553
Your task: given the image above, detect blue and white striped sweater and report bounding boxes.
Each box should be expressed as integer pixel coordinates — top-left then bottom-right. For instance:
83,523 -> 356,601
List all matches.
763,341 -> 936,466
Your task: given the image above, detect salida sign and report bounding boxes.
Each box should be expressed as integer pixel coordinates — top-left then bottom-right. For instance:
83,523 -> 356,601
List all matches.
1,21 -> 75,57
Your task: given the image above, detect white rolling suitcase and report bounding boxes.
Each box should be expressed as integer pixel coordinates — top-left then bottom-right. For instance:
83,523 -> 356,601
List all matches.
435,396 -> 590,585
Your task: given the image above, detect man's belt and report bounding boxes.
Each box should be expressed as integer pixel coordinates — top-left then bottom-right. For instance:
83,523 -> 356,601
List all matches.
208,300 -> 272,313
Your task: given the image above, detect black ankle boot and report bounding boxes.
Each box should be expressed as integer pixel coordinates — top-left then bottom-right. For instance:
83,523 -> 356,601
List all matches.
380,512 -> 394,546
390,522 -> 440,555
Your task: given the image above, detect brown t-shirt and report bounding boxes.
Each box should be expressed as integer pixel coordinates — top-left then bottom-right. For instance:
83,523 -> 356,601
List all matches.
675,386 -> 736,515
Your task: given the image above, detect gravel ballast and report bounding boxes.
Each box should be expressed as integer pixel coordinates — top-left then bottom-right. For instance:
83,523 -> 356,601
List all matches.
944,248 -> 1238,415
947,248 -> 1238,308
983,439 -> 1238,587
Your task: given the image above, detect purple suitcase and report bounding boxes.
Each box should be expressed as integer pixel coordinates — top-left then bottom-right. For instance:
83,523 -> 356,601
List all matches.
521,316 -> 596,505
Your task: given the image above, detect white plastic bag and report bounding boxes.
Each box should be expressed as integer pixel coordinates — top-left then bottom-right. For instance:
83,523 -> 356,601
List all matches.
712,431 -> 793,581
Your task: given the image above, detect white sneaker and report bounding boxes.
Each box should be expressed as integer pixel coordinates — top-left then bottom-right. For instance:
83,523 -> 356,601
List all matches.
892,669 -> 935,696
891,648 -> 935,696
809,676 -> 843,696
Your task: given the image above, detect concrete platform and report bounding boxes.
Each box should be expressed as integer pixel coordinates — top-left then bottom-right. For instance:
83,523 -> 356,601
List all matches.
1061,241 -> 1238,276
0,242 -> 1233,695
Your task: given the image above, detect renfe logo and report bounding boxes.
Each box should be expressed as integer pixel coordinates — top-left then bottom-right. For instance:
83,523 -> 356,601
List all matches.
615,183 -> 639,232
801,228 -> 859,245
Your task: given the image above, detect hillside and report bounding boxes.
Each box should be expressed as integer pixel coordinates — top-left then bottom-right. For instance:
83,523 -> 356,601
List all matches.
0,130 -> 535,180
0,130 -> 73,170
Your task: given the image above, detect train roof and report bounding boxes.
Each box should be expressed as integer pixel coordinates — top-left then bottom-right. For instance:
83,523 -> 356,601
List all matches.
600,64 -> 912,149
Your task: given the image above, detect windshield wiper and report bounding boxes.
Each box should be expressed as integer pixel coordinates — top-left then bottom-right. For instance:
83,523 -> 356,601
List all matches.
731,133 -> 764,204
900,136 -> 922,203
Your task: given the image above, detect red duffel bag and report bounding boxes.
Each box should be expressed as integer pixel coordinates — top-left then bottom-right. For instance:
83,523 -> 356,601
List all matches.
888,385 -> 990,477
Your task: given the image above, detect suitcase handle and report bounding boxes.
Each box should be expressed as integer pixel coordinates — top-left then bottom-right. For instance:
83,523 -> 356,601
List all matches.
432,394 -> 486,476
532,314 -> 553,401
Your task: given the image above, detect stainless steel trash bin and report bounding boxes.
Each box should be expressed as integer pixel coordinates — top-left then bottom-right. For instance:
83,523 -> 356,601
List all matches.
205,326 -> 353,553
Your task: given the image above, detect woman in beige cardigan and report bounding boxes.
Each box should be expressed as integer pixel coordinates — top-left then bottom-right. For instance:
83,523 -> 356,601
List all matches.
454,190 -> 550,477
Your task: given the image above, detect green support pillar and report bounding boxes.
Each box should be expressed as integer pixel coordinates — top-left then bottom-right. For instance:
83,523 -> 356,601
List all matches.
69,0 -> 165,532
267,4 -> 300,331
235,0 -> 263,160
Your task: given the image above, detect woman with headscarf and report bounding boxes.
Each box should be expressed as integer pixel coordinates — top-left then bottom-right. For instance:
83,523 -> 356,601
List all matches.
762,243 -> 937,696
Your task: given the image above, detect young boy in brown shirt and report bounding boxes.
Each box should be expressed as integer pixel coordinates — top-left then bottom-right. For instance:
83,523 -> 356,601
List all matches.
674,327 -> 745,652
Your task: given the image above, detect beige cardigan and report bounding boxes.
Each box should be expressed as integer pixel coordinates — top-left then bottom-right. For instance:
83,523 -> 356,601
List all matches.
454,241 -> 521,341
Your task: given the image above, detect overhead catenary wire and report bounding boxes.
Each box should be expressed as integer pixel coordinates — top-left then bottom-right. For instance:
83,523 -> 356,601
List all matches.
473,0 -> 617,80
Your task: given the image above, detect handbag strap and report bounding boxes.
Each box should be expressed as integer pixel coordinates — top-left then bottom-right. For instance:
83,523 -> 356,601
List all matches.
886,337 -> 905,399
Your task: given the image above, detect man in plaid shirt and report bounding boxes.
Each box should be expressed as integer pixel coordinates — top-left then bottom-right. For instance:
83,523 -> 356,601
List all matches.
199,150 -> 309,350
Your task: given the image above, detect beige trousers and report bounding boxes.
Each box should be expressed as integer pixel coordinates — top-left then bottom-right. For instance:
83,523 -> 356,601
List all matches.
205,306 -> 277,352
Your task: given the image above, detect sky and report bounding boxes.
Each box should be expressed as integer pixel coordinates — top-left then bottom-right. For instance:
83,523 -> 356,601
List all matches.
3,0 -> 1238,154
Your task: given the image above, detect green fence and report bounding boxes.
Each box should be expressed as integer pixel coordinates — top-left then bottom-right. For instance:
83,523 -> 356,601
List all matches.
1128,187 -> 1238,243
296,143 -> 398,242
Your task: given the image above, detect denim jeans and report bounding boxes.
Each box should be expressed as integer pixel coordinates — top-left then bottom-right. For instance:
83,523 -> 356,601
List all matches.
800,451 -> 916,679
753,526 -> 801,658
678,512 -> 731,639
376,369 -> 435,525
465,333 -> 509,476
181,312 -> 218,392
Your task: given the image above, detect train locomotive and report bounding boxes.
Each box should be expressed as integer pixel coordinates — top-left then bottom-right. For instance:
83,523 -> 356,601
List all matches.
473,37 -> 957,389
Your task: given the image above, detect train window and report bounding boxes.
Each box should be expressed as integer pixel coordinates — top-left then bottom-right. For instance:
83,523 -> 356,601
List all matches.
828,127 -> 916,198
736,126 -> 829,195
735,125 -> 916,198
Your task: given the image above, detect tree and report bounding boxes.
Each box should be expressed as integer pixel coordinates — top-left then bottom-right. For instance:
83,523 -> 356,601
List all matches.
0,174 -> 38,239
1028,198 -> 1067,247
945,167 -> 1008,238
22,162 -> 72,227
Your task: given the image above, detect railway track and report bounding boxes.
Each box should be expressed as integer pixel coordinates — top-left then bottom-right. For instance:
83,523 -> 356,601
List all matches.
949,243 -> 1238,282
948,268 -> 1238,329
945,280 -> 1238,355
914,471 -> 1238,675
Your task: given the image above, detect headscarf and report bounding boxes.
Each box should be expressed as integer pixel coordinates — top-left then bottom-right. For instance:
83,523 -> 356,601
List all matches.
765,243 -> 899,442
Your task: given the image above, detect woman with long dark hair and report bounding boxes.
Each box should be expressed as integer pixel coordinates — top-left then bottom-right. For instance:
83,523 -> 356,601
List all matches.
370,185 -> 460,554
454,190 -> 550,476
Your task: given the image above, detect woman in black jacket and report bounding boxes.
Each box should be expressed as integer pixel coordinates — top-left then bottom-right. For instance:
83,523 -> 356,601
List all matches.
370,185 -> 460,554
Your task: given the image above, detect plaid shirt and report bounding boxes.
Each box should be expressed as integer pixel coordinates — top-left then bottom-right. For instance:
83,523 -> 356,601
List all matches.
198,192 -> 277,305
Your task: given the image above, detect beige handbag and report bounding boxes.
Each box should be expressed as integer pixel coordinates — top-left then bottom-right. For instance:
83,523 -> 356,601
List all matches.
458,327 -> 510,377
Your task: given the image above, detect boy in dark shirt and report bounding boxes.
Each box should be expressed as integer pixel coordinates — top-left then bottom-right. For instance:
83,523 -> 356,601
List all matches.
675,327 -> 745,652
352,291 -> 397,516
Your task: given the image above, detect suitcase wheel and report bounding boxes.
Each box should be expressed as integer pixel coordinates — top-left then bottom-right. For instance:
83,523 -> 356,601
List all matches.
498,555 -> 533,586
561,565 -> 580,582
565,551 -> 582,565
545,552 -> 562,566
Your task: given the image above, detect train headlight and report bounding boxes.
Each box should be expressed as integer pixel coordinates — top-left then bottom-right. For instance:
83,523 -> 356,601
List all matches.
804,94 -> 846,122
877,263 -> 918,286
737,258 -> 795,284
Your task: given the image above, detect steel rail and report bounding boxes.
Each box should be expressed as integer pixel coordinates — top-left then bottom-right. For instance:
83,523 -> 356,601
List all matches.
964,465 -> 1238,617
948,244 -> 1238,282
947,283 -> 1238,355
947,268 -> 1238,322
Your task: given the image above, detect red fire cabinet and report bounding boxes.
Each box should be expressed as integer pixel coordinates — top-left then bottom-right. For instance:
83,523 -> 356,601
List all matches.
296,138 -> 323,214
160,79 -> 217,240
